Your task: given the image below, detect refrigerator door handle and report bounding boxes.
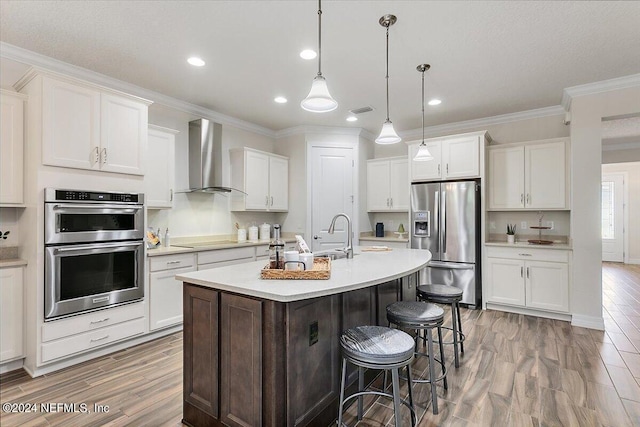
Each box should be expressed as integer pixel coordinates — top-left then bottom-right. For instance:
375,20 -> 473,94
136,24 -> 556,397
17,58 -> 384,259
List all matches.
441,189 -> 447,254
434,190 -> 439,253
428,261 -> 474,270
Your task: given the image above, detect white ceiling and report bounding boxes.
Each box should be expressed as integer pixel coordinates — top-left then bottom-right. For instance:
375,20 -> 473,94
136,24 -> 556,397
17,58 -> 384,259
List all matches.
1,1 -> 640,136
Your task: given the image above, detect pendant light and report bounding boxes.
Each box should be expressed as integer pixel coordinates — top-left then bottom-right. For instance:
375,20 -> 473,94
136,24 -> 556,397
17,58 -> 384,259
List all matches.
375,14 -> 401,145
301,0 -> 338,113
413,64 -> 434,161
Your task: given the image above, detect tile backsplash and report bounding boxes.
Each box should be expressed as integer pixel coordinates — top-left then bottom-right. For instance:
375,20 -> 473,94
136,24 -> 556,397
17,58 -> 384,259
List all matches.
487,210 -> 570,241
0,208 -> 19,247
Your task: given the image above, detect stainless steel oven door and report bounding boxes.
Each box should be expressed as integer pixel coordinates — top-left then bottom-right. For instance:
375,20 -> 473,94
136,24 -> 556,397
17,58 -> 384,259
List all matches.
45,241 -> 144,320
45,203 -> 144,245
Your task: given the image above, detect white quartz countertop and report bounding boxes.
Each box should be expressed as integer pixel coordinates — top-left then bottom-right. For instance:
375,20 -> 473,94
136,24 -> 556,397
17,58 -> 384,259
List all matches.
176,247 -> 431,302
147,238 -> 297,257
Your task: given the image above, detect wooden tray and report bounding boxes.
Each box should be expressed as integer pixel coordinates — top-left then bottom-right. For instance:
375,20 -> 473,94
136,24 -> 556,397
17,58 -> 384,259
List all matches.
528,239 -> 554,245
260,257 -> 331,280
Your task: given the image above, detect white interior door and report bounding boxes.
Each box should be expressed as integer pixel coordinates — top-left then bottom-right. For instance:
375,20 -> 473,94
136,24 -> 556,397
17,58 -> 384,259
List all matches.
602,173 -> 624,262
310,146 -> 354,252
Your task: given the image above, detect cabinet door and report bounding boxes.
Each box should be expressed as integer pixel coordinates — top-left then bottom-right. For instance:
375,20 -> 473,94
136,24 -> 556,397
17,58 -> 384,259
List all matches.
244,150 -> 270,210
367,160 -> 391,211
183,284 -> 219,419
389,158 -> 409,211
525,141 -> 566,209
0,93 -> 24,205
42,77 -> 101,170
149,265 -> 194,330
268,155 -> 288,211
525,261 -> 569,312
100,94 -> 148,175
410,141 -> 442,181
485,258 -> 525,306
0,267 -> 23,362
488,146 -> 525,209
145,128 -> 175,208
443,136 -> 480,179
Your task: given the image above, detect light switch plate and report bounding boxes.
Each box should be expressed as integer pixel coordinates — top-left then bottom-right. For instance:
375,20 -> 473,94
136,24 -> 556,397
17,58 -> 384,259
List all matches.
521,221 -> 527,230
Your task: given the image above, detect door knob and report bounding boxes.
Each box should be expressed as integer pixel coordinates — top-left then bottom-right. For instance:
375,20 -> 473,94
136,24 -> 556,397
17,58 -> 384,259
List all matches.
313,235 -> 322,240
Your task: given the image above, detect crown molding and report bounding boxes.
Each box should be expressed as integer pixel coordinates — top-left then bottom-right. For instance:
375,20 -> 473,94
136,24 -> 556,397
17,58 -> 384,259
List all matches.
400,105 -> 565,140
1,42 -> 276,138
275,125 -> 365,139
602,141 -> 640,152
562,73 -> 640,111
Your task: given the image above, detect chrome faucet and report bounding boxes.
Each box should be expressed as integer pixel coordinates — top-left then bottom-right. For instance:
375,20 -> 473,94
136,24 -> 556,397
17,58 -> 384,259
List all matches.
328,213 -> 353,259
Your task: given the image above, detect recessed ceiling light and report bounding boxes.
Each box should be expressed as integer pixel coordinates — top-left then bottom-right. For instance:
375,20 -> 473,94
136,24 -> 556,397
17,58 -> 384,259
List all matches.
187,57 -> 205,67
428,99 -> 442,106
346,116 -> 358,122
300,49 -> 317,60
274,96 -> 288,104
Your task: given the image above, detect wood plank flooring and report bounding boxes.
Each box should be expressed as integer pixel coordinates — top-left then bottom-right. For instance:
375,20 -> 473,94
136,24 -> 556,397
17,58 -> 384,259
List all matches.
1,262 -> 639,426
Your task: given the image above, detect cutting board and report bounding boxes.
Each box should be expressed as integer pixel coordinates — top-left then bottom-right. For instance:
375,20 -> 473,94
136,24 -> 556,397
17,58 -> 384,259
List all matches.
361,246 -> 392,252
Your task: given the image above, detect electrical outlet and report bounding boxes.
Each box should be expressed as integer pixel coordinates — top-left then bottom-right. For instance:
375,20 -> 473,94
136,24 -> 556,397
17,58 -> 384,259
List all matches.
546,221 -> 554,230
521,221 -> 527,230
490,221 -> 496,230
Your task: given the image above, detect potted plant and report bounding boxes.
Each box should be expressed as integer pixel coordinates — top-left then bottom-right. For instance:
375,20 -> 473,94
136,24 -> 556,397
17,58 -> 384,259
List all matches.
506,224 -> 516,244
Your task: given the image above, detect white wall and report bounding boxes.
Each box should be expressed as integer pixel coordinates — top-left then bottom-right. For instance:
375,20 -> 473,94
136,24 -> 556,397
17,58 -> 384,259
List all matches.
274,133 -> 307,235
603,147 -> 640,163
569,85 -> 640,329
601,161 -> 640,264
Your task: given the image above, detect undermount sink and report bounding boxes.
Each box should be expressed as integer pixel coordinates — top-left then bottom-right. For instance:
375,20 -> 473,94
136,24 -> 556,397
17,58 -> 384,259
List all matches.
315,250 -> 359,260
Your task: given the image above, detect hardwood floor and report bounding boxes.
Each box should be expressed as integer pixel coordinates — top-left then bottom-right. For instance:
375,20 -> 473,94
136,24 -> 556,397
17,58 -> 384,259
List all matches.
1,262 -> 639,426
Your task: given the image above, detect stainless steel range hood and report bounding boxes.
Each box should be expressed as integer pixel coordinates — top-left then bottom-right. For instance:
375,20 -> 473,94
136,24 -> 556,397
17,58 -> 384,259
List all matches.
187,119 -> 237,193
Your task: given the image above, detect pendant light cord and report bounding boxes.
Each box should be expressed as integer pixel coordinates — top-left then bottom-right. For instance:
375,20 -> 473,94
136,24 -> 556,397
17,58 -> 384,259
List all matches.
421,68 -> 425,144
317,0 -> 322,77
385,25 -> 390,121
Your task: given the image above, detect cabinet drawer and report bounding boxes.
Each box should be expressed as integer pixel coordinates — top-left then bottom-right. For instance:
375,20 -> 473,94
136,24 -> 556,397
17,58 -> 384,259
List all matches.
41,302 -> 145,342
485,246 -> 569,263
149,253 -> 196,272
41,317 -> 145,363
197,247 -> 255,265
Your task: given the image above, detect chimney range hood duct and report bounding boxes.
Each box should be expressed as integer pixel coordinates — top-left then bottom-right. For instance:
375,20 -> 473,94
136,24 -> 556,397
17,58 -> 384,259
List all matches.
187,119 -> 238,193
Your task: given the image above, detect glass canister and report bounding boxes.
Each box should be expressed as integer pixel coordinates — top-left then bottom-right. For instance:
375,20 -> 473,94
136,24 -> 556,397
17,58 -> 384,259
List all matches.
269,224 -> 285,269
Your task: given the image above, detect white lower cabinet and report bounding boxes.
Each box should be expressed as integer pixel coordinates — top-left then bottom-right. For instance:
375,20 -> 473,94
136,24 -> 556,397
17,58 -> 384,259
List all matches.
148,253 -> 196,331
0,267 -> 23,363
485,246 -> 569,313
40,302 -> 146,363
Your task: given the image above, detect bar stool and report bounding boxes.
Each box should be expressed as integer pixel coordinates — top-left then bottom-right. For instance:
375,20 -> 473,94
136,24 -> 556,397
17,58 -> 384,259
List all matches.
417,284 -> 465,368
386,301 -> 447,414
338,326 -> 416,427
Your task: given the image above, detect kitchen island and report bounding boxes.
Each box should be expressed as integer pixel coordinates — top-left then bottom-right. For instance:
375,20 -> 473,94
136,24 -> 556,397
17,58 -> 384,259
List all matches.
177,247 -> 431,427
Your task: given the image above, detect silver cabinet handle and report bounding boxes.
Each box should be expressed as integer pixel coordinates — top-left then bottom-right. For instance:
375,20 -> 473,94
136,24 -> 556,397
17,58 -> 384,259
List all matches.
520,266 -> 523,278
101,148 -> 107,164
90,335 -> 110,343
390,198 -> 393,207
521,194 -> 524,205
90,317 -> 110,325
526,267 -> 530,278
271,196 -> 273,206
446,163 -> 449,175
526,194 -> 530,204
265,195 -> 269,206
438,164 -> 441,176
170,189 -> 173,202
166,260 -> 182,265
386,198 -> 390,207
93,147 -> 100,163
518,253 -> 532,257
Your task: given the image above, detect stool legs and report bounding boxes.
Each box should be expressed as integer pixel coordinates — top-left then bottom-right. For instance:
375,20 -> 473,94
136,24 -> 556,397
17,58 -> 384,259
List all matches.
456,302 -> 464,354
338,359 -> 347,427
357,366 -> 364,420
426,327 -> 439,414
391,368 -> 402,427
437,326 -> 448,390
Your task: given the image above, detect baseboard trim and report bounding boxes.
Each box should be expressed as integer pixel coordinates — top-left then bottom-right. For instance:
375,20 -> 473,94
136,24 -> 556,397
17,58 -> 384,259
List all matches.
0,358 -> 24,375
571,314 -> 605,331
627,258 -> 640,265
485,303 -> 572,322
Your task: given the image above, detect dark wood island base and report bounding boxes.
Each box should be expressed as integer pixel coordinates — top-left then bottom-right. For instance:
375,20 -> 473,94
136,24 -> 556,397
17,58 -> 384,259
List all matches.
182,277 -> 416,427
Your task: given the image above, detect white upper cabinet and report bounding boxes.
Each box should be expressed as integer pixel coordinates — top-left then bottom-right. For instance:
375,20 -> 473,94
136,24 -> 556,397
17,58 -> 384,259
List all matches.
367,157 -> 409,211
489,138 -> 568,210
230,147 -> 288,211
145,125 -> 178,208
409,132 -> 486,182
0,90 -> 26,205
18,71 -> 151,176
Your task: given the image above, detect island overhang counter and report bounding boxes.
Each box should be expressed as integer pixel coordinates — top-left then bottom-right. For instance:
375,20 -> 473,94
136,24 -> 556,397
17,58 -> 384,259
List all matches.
177,247 -> 431,427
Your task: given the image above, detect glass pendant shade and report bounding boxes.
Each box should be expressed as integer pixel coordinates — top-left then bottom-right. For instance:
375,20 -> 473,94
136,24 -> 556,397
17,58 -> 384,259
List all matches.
301,75 -> 338,112
375,119 -> 401,144
413,143 -> 434,161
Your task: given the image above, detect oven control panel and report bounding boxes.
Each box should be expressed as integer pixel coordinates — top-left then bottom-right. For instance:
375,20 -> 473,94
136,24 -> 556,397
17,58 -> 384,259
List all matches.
50,189 -> 142,204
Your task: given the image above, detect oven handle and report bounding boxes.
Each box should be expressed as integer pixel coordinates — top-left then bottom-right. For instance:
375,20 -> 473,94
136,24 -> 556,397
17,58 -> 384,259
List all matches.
53,241 -> 142,253
52,204 -> 141,213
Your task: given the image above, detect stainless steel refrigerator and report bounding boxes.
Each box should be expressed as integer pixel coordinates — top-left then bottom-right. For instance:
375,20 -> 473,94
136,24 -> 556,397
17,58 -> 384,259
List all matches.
410,180 -> 481,308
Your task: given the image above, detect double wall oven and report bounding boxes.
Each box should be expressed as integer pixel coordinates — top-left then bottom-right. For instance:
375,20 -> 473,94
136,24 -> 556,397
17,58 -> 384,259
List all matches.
44,189 -> 145,320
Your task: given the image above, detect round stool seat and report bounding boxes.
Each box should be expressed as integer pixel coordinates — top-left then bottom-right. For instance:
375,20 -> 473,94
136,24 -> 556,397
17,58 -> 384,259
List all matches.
417,284 -> 463,301
386,301 -> 444,327
340,326 -> 414,365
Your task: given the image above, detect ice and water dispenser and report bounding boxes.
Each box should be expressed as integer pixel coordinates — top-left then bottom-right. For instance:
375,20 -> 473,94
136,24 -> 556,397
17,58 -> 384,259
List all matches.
413,211 -> 430,237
